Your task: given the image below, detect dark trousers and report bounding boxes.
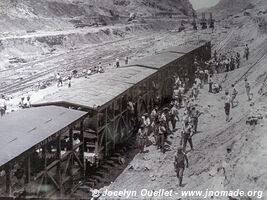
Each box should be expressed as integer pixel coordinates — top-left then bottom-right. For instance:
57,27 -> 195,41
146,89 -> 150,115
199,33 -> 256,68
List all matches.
183,136 -> 193,151
209,83 -> 213,93
176,167 -> 185,186
170,117 -> 177,131
158,134 -> 165,152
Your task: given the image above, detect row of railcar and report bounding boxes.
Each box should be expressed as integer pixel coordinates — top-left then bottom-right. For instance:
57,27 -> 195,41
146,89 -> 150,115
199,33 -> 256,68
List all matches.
33,40 -> 211,167
0,40 -> 211,198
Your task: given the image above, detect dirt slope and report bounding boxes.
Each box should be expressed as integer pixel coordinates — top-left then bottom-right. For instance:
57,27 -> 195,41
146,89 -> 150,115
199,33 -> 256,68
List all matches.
0,0 -> 193,32
205,0 -> 255,19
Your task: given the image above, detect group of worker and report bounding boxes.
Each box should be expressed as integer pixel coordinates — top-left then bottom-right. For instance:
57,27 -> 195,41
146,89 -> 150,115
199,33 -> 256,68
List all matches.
137,44 -> 253,187
224,77 -> 253,122
209,44 -> 250,74
135,72 -> 204,187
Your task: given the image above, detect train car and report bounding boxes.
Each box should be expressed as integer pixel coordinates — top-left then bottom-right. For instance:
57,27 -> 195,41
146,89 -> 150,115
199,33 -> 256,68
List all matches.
33,41 -> 211,168
0,106 -> 88,198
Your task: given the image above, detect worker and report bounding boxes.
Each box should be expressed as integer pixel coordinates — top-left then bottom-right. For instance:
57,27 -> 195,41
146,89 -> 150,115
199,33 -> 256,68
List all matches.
236,52 -> 240,68
150,106 -> 158,124
68,76 -> 72,88
244,78 -> 253,101
161,107 -> 171,135
244,44 -> 249,61
116,59 -> 120,68
174,147 -> 189,187
153,120 -> 160,148
56,73 -> 63,87
137,125 -> 147,153
169,103 -> 179,132
192,81 -> 199,100
142,113 -> 151,133
190,107 -> 202,133
125,57 -> 129,65
224,91 -> 231,122
214,50 -> 217,61
87,69 -> 92,75
158,121 -> 166,152
212,82 -> 222,93
0,95 -> 7,117
25,95 -> 31,108
231,84 -> 238,108
208,74 -> 213,93
181,121 -> 194,151
19,97 -> 26,108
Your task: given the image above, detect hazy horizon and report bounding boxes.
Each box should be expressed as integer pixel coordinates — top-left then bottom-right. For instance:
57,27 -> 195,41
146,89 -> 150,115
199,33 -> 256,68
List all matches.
189,0 -> 220,10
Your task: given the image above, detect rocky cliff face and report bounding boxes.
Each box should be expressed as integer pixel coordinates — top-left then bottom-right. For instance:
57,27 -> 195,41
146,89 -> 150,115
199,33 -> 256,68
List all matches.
0,0 -> 194,32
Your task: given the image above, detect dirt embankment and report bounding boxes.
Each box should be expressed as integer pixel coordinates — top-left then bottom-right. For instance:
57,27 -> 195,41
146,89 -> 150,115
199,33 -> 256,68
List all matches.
98,2 -> 267,199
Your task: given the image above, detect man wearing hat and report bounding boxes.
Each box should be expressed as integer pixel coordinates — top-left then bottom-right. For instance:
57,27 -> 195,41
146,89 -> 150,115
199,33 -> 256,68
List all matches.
174,147 -> 188,187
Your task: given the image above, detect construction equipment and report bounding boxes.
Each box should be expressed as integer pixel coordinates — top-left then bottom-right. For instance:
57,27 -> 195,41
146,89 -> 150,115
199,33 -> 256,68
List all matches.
200,13 -> 207,29
192,12 -> 198,30
209,13 -> 215,29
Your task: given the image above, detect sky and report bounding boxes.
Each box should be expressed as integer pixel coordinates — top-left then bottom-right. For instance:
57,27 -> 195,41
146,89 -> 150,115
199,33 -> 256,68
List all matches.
189,0 -> 220,10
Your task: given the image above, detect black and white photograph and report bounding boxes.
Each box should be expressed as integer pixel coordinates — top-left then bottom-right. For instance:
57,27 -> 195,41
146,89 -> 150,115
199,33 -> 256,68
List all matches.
0,0 -> 266,199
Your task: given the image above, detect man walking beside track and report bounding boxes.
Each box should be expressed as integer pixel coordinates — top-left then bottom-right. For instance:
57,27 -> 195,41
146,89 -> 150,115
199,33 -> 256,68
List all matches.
174,147 -> 189,187
244,44 -> 250,61
208,74 -> 213,93
244,78 -> 253,101
181,121 -> 194,151
224,91 -> 231,122
231,84 -> 238,108
190,107 -> 202,133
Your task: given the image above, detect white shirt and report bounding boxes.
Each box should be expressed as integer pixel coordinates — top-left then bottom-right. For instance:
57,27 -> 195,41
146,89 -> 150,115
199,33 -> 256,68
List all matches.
0,99 -> 6,108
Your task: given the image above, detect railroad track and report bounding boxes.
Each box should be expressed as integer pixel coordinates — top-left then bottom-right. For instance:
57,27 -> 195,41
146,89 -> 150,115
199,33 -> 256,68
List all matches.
0,35 -> 156,94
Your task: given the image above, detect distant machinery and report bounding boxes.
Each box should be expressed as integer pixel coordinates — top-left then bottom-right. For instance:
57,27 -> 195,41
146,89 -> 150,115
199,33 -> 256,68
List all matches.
209,13 -> 215,29
200,13 -> 207,29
